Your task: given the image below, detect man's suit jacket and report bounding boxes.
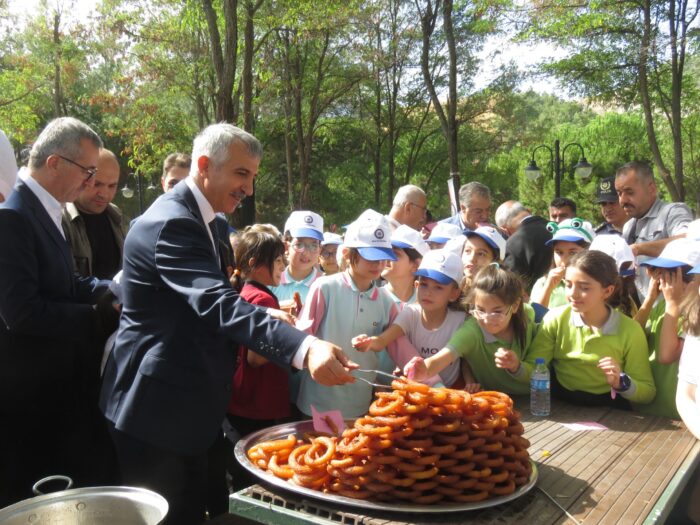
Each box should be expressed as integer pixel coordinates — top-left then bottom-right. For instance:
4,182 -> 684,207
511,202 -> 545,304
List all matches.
100,182 -> 307,455
503,215 -> 553,293
0,180 -> 108,415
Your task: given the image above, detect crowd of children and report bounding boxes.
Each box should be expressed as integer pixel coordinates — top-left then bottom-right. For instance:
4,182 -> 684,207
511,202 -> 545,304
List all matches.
224,207 -> 700,465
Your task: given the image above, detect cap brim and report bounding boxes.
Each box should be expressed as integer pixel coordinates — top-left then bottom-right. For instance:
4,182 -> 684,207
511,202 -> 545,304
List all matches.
289,228 -> 324,241
596,197 -> 618,204
640,257 -> 686,268
321,240 -> 343,246
690,264 -> 700,274
466,232 -> 500,257
391,240 -> 413,249
545,234 -> 587,246
357,246 -> 397,261
427,236 -> 450,244
414,268 -> 457,285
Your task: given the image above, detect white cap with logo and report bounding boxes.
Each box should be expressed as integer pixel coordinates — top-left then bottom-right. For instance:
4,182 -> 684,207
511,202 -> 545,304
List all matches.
414,249 -> 463,285
322,232 -> 343,246
284,211 -> 324,242
344,213 -> 397,261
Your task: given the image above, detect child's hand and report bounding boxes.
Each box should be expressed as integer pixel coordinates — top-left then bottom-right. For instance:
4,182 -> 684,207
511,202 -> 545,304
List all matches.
404,356 -> 428,381
660,267 -> 685,315
546,266 -> 566,288
646,271 -> 661,304
351,334 -> 378,352
464,383 -> 481,394
597,357 -> 622,390
494,348 -> 520,374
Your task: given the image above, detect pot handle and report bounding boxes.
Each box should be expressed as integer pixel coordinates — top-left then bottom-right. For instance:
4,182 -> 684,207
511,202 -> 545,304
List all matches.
32,475 -> 74,495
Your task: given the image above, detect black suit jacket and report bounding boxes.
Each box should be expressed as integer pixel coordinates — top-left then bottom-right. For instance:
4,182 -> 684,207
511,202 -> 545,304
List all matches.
503,215 -> 553,292
0,180 -> 108,415
100,183 -> 307,455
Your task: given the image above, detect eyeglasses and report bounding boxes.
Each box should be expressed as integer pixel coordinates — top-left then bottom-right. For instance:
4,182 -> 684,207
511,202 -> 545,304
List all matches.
472,305 -> 512,322
58,155 -> 97,181
291,241 -> 321,253
320,249 -> 337,258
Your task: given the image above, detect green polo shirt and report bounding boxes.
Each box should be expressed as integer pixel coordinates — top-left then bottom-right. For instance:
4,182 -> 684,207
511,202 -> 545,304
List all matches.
531,276 -> 568,309
632,299 -> 681,419
515,305 -> 655,404
445,304 -> 537,395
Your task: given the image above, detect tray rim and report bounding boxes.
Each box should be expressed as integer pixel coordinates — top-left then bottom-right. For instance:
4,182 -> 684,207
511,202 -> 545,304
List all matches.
234,419 -> 538,514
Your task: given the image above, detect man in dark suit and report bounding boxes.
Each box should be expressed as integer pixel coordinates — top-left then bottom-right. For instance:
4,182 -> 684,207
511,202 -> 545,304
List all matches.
495,200 -> 553,294
0,117 -> 111,507
100,123 -> 355,525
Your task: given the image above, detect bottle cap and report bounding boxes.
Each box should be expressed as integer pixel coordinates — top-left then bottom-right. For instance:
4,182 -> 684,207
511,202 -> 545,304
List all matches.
535,358 -> 545,365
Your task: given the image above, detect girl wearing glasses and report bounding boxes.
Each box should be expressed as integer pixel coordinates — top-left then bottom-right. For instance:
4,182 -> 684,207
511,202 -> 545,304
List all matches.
496,250 -> 655,408
404,264 -> 535,395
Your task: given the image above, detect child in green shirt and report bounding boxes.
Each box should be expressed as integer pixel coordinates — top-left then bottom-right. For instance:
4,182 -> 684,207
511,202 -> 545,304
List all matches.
497,250 -> 655,408
404,264 -> 536,395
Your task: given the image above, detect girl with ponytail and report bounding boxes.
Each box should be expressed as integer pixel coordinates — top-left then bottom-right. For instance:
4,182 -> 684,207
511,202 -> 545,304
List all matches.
496,250 -> 655,409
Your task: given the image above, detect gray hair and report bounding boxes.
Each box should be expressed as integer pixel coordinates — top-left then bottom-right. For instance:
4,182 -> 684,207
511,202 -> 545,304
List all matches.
616,160 -> 654,184
392,184 -> 426,208
190,123 -> 262,176
495,201 -> 529,229
28,117 -> 102,169
459,181 -> 491,207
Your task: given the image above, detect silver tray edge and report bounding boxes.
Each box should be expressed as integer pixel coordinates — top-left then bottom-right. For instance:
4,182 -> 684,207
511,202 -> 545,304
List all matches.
234,419 -> 538,514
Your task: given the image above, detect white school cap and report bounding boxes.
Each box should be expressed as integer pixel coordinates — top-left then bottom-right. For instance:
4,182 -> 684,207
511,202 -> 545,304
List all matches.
641,238 -> 700,269
0,130 -> 17,201
443,236 -> 466,257
589,234 -> 636,276
427,222 -> 464,244
391,225 -> 430,256
545,217 -> 595,246
465,225 -> 506,260
284,211 -> 324,242
414,249 -> 463,285
686,219 -> 700,241
344,213 -> 396,261
322,232 -> 343,246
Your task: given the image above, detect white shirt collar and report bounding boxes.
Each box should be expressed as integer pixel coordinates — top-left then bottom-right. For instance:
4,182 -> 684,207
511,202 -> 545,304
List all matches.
185,177 -> 217,252
23,175 -> 65,239
570,305 -> 620,335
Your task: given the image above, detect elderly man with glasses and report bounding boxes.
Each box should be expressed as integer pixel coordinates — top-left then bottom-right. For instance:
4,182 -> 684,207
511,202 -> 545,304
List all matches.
0,117 -> 113,507
386,184 -> 428,231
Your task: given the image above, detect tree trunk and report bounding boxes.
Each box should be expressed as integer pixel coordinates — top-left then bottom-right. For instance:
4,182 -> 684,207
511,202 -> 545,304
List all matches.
202,0 -> 238,123
52,11 -> 63,117
639,0 -> 680,201
668,0 -> 686,201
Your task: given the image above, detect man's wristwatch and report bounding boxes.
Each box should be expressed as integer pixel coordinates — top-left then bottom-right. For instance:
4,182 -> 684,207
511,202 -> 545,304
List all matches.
616,372 -> 631,393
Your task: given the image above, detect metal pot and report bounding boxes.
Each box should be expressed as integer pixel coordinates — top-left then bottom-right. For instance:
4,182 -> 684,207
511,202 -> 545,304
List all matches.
0,476 -> 168,524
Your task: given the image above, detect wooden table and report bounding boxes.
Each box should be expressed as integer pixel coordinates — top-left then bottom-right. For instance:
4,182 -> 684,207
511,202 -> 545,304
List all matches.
228,397 -> 700,525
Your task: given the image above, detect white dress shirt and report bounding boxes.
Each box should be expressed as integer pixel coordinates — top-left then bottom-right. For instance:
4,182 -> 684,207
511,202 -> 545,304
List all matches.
23,175 -> 65,239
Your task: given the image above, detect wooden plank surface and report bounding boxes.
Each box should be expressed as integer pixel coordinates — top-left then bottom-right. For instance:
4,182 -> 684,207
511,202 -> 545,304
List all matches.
229,397 -> 698,525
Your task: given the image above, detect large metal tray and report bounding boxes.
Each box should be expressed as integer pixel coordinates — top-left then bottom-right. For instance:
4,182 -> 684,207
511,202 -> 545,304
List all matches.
234,419 -> 538,514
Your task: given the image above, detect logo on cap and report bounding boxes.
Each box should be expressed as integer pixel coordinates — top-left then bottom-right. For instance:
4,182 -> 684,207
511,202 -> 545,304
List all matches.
304,215 -> 313,224
435,254 -> 445,263
600,180 -> 610,191
374,228 -> 384,239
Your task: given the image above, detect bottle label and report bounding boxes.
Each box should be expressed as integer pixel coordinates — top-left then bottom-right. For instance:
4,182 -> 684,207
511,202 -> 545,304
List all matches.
531,379 -> 550,390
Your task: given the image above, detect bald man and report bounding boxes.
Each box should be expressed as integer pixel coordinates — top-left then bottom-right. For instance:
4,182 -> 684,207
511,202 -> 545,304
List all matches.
62,148 -> 127,279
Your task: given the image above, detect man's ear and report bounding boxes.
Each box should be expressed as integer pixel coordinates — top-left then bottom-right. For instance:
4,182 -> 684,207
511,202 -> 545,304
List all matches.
197,155 -> 209,177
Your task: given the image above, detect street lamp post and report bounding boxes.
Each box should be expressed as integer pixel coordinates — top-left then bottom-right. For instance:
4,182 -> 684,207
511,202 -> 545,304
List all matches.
524,139 -> 593,198
120,172 -> 145,215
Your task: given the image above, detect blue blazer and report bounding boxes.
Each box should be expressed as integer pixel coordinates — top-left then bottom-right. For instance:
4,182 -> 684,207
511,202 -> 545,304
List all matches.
0,180 -> 108,415
100,183 -> 307,454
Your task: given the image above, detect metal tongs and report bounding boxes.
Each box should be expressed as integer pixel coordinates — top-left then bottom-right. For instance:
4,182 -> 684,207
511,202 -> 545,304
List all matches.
352,369 -> 401,389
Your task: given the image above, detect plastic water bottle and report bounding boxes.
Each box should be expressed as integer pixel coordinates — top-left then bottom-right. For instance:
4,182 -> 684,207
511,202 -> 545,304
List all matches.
530,358 -> 550,416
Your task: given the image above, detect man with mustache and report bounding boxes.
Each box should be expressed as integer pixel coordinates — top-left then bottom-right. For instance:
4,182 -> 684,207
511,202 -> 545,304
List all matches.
100,123 -> 356,525
615,161 -> 692,300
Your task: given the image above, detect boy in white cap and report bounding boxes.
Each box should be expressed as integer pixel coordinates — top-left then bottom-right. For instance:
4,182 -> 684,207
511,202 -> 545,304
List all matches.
427,222 -> 463,249
319,232 -> 343,275
353,249 -> 466,387
296,212 -> 434,417
531,218 -> 596,309
0,130 -> 18,203
632,238 -> 700,418
271,210 -> 325,307
382,225 -> 430,306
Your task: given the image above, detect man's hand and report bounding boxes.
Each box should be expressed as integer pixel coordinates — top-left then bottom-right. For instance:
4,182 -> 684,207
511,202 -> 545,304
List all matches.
305,339 -> 358,386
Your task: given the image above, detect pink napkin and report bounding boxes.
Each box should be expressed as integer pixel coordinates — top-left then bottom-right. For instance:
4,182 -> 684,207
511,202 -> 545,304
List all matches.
311,405 -> 346,435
